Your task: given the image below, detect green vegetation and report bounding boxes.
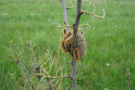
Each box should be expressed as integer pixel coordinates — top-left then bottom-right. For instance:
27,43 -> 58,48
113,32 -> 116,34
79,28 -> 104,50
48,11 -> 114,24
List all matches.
0,0 -> 135,89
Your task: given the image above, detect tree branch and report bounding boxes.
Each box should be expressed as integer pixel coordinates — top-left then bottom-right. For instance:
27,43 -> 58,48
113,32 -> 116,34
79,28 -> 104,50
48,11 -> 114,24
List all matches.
71,0 -> 82,90
27,27 -> 37,62
67,6 -> 76,10
73,0 -> 83,48
82,9 -> 105,19
35,74 -> 72,79
61,0 -> 83,90
61,0 -> 69,26
61,0 -> 70,33
11,43 -> 33,90
57,25 -> 72,28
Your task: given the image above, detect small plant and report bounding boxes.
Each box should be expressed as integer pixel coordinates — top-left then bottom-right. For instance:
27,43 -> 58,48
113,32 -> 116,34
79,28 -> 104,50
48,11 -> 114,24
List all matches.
9,28 -> 72,90
9,0 -> 105,90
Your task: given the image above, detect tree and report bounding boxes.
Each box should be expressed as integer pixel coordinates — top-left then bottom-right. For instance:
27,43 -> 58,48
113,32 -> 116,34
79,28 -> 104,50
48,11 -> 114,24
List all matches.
60,0 -> 105,90
10,0 -> 105,90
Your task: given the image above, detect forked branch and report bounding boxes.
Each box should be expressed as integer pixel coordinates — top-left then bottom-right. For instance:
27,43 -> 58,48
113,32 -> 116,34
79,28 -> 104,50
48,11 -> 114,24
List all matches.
61,0 -> 83,90
71,0 -> 83,90
27,27 -> 37,62
10,43 -> 33,90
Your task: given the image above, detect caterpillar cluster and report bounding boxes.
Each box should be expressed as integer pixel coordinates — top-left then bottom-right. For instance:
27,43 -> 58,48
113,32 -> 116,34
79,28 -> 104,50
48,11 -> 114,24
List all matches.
60,29 -> 87,61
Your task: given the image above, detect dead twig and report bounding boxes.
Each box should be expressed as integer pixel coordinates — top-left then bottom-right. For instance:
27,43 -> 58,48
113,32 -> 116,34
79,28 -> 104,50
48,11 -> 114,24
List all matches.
33,42 -> 43,50
82,9 -> 105,19
67,6 -> 76,10
35,73 -> 72,80
10,43 -> 33,90
27,27 -> 37,62
61,0 -> 70,33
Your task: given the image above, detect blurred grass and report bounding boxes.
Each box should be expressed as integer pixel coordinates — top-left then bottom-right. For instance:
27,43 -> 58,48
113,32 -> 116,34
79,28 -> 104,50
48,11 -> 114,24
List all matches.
0,0 -> 135,89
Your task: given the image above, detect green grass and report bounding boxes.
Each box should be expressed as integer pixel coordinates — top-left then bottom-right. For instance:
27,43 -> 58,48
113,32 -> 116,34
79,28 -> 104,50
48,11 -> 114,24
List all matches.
0,0 -> 135,89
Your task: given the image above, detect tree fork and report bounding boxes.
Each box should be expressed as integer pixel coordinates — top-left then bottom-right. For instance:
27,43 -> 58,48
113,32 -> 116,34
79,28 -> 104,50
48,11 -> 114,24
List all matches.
71,0 -> 82,90
61,0 -> 82,90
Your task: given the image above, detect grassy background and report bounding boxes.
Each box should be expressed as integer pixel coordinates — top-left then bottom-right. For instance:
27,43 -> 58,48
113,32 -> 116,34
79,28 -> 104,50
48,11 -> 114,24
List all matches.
0,0 -> 135,89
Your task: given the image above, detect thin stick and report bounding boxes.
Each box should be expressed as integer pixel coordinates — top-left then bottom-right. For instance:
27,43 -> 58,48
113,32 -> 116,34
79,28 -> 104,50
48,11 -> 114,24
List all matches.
57,25 -> 72,28
35,74 -> 72,79
82,9 -> 105,19
27,27 -> 37,62
67,6 -> 76,10
11,43 -> 33,90
61,0 -> 70,33
79,24 -> 91,34
46,75 -> 52,90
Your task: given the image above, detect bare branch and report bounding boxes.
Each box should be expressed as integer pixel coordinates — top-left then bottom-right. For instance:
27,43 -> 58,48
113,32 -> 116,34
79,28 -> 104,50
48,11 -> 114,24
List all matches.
27,27 -> 37,62
82,9 -> 105,19
73,0 -> 83,48
11,43 -> 19,61
71,0 -> 83,90
67,6 -> 76,10
10,57 -> 32,90
57,25 -> 72,28
46,75 -> 52,90
61,0 -> 69,26
17,64 -> 33,90
71,60 -> 77,90
78,24 -> 91,34
65,75 -> 73,80
35,73 -> 72,79
61,0 -> 83,90
61,0 -> 70,33
11,43 -> 29,74
11,43 -> 33,90
33,42 -> 42,50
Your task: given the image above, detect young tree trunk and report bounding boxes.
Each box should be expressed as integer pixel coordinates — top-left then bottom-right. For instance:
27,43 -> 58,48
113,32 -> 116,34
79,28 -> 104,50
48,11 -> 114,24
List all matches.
72,0 -> 82,90
61,0 -> 83,90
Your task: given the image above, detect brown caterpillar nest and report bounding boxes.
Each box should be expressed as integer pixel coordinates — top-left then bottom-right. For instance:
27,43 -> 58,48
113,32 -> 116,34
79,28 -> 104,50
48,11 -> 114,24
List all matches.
60,30 -> 87,60
76,34 -> 87,58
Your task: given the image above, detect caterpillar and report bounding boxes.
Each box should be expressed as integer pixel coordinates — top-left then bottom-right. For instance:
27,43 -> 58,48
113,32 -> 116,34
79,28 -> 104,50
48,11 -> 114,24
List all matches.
60,39 -> 68,53
73,47 -> 80,61
64,30 -> 74,45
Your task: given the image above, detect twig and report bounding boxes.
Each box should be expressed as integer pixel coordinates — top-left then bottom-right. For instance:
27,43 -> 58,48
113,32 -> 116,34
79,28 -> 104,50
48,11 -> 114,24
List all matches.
67,6 -> 76,10
46,75 -> 52,90
33,42 -> 42,50
65,75 -> 73,80
11,43 -> 30,75
18,65 -> 33,90
61,0 -> 83,90
27,27 -> 37,62
126,69 -> 131,90
73,0 -> 83,48
82,9 -> 105,19
9,63 -> 31,90
61,0 -> 69,26
61,0 -> 70,33
35,74 -> 72,79
57,25 -> 72,28
78,24 -> 91,34
11,43 -> 33,90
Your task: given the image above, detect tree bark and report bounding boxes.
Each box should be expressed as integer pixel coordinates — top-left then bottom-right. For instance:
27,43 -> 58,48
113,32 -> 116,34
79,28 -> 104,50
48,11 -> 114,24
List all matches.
71,0 -> 82,90
61,0 -> 70,33
61,0 -> 83,90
